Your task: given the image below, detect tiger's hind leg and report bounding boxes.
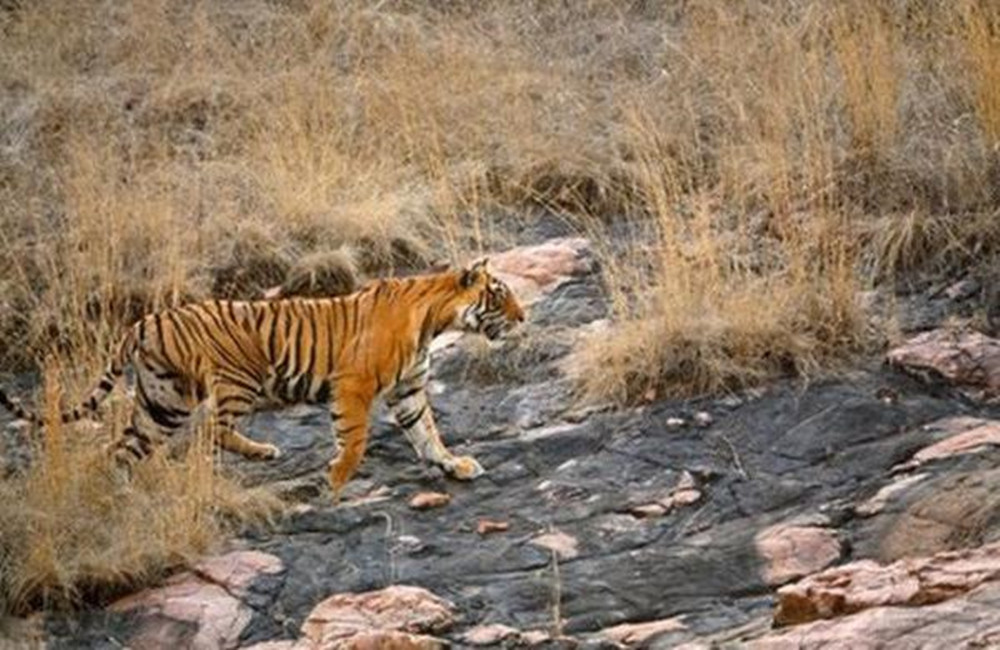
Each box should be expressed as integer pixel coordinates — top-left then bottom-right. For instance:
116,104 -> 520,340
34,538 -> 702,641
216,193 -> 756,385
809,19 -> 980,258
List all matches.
108,407 -> 180,483
211,380 -> 280,460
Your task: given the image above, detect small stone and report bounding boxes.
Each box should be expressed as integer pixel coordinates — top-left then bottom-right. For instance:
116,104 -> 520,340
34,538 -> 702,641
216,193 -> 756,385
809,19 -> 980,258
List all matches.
531,530 -> 579,559
601,617 -> 687,645
629,504 -> 667,518
462,624 -> 521,645
661,488 -> 701,511
521,630 -> 551,645
944,278 -> 980,301
409,492 -> 452,510
719,394 -> 743,409
666,417 -> 687,429
477,519 -> 510,535
693,411 -> 714,428
676,470 -> 697,490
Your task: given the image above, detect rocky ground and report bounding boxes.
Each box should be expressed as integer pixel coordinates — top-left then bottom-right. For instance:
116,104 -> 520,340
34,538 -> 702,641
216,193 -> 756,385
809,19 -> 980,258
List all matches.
8,230 -> 1000,649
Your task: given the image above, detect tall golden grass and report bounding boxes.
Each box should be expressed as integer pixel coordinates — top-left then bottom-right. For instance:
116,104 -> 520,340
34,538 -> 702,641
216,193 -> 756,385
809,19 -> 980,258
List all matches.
0,0 -> 999,613
0,363 -> 281,614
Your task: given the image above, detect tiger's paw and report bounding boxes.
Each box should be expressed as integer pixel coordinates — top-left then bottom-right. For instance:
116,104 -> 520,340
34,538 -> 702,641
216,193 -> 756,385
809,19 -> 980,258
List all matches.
450,455 -> 485,480
253,443 -> 282,460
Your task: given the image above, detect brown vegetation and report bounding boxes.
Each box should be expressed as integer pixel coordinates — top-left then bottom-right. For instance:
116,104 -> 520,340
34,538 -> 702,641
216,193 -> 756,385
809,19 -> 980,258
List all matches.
0,0 -> 998,614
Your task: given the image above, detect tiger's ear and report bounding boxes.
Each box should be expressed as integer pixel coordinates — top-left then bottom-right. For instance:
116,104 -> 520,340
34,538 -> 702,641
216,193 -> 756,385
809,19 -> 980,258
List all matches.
460,258 -> 489,288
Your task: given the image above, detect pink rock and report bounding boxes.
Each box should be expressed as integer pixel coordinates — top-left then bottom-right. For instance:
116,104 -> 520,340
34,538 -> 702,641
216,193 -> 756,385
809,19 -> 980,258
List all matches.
887,329 -> 1000,396
488,238 -> 592,306
408,491 -> 452,510
601,617 -> 687,646
629,472 -> 702,519
109,551 -> 284,650
461,623 -> 521,645
629,503 -> 668,518
334,630 -> 445,649
755,525 -> 841,586
907,419 -> 1000,466
193,550 -> 284,597
521,630 -> 552,645
773,540 -> 1000,626
662,488 -> 702,510
530,530 -> 580,559
301,585 -> 455,648
752,581 -> 1000,648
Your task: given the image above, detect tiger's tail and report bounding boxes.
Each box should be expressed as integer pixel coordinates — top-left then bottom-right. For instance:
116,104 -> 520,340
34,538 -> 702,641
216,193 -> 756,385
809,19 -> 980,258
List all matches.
0,328 -> 137,424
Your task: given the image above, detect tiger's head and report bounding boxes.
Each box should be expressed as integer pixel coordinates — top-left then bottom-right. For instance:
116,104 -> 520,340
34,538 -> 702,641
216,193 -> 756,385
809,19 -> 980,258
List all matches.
452,259 -> 525,340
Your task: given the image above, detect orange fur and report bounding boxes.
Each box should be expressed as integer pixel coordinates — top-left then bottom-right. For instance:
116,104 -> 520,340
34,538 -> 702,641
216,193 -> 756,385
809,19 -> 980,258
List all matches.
1,262 -> 525,498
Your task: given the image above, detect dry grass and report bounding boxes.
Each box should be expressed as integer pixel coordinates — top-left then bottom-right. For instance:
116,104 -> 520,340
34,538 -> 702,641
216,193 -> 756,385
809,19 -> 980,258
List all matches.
0,364 -> 281,614
1,0 -> 999,614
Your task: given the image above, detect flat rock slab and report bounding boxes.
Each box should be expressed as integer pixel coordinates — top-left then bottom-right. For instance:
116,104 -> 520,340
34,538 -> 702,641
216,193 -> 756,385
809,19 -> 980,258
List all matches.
887,328 -> 1000,399
108,551 -> 284,650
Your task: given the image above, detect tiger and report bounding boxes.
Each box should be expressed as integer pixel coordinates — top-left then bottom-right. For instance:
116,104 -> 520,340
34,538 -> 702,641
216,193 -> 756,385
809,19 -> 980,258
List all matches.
0,259 -> 525,499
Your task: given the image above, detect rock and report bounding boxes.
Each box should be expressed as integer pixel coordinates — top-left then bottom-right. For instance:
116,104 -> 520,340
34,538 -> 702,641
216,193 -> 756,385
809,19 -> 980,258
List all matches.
333,630 -> 445,649
531,530 -> 580,560
666,417 -> 687,428
109,551 -> 284,650
461,623 -> 522,645
662,488 -> 701,511
489,238 -> 593,306
773,540 -> 1000,627
408,492 -> 452,510
192,550 -> 283,595
887,328 -> 1000,398
242,642 -> 300,650
897,417 -> 1000,469
871,466 -> 1000,562
477,519 -> 510,535
301,585 -> 456,648
600,617 -> 687,646
943,278 -> 980,301
628,472 -> 701,519
854,473 -> 929,517
629,504 -> 667,518
693,412 -> 713,428
750,581 -> 1000,649
755,524 -> 841,586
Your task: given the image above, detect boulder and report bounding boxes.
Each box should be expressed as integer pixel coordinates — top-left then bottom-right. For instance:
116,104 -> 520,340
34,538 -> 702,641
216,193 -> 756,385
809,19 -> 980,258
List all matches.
773,540 -> 1000,626
108,551 -> 284,650
753,580 -> 1000,648
887,328 -> 1000,398
300,585 -> 455,648
488,238 -> 593,307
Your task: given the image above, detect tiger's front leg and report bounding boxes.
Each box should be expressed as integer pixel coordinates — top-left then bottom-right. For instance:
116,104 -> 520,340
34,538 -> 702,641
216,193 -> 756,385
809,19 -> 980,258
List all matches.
386,362 -> 484,481
327,384 -> 375,502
